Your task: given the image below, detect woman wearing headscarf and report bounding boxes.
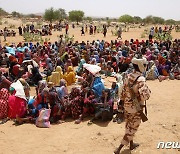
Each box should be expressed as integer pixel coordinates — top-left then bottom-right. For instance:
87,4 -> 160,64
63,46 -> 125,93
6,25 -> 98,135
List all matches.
48,66 -> 63,86
76,59 -> 86,75
56,79 -> 68,101
63,66 -> 76,86
90,58 -> 97,65
146,61 -> 161,80
75,82 -> 96,124
69,87 -> 84,119
8,80 -> 27,119
44,56 -> 54,76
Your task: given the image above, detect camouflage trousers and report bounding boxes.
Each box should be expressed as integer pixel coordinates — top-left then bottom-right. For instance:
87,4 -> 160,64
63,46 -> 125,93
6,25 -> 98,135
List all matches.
121,111 -> 141,145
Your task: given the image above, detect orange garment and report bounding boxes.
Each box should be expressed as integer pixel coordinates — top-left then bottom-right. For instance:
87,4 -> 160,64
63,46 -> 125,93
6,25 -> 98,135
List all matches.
63,66 -> 76,86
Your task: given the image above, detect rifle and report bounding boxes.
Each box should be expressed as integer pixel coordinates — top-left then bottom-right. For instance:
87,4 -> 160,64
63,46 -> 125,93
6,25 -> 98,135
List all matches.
128,76 -> 148,122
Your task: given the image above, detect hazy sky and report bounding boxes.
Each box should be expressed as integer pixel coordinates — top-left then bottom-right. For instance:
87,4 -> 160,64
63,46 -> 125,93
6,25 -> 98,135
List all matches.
0,0 -> 179,20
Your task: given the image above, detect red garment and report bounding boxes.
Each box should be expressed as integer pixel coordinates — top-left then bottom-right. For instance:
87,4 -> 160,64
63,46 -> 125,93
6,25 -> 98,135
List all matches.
9,55 -> 18,63
8,95 -> 27,118
12,65 -> 20,76
18,53 -> 24,65
158,56 -> 166,65
0,88 -> 9,119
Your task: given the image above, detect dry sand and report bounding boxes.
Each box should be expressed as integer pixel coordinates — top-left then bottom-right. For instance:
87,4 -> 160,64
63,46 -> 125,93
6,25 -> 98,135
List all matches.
0,80 -> 180,154
0,18 -> 180,154
0,18 -> 180,45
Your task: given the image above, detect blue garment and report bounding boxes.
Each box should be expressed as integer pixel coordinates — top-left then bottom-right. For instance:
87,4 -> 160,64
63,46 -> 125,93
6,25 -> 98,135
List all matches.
57,86 -> 66,99
17,46 -> 30,52
122,50 -> 128,57
28,99 -> 36,115
154,67 -> 159,78
94,55 -> 99,63
99,43 -> 103,51
5,46 -> 15,55
29,43 -> 33,50
92,77 -> 105,97
28,98 -> 48,116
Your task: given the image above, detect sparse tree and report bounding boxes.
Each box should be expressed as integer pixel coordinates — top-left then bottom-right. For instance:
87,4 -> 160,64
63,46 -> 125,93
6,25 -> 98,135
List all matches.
54,8 -> 67,23
44,7 -> 56,22
0,8 -> 8,16
12,11 -> 21,18
143,15 -> 154,24
133,16 -> 142,24
152,16 -> 165,24
119,14 -> 134,23
69,10 -> 84,25
84,17 -> 92,22
165,19 -> 176,25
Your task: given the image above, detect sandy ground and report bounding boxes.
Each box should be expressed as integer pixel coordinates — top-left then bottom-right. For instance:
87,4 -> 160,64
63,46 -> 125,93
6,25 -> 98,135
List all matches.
0,80 -> 180,154
0,18 -> 180,45
0,18 -> 180,154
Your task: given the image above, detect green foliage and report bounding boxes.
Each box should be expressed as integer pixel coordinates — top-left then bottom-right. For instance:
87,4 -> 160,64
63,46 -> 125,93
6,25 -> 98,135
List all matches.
176,21 -> 180,25
84,17 -> 92,22
23,32 -> 44,43
0,18 -> 2,25
143,16 -> 165,24
35,21 -> 43,29
154,32 -> 172,41
133,16 -> 142,24
44,7 -> 55,22
175,26 -> 180,32
69,10 -> 84,24
165,19 -> 176,25
0,8 -> 8,16
44,7 -> 67,23
119,14 -> 134,23
64,34 -> 74,43
143,15 -> 154,24
11,11 -> 22,18
54,8 -> 67,22
97,26 -> 103,33
152,16 -> 165,24
140,28 -> 149,38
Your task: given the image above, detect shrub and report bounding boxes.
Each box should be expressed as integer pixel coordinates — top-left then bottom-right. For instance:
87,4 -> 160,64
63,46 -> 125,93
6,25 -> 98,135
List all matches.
23,32 -> 44,43
154,32 -> 172,41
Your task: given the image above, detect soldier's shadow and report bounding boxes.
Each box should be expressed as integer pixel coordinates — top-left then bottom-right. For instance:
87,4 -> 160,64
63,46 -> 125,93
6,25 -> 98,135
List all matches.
120,149 -> 131,154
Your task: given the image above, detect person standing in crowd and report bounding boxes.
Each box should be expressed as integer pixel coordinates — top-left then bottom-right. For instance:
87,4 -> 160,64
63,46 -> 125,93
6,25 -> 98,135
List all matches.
81,26 -> 85,36
117,26 -> 122,39
94,26 -> 97,34
103,25 -> 107,37
3,27 -> 7,42
18,26 -> 23,36
65,23 -> 69,35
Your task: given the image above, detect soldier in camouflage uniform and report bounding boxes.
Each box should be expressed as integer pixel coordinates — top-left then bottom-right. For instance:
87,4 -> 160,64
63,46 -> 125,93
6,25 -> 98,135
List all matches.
114,57 -> 151,154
